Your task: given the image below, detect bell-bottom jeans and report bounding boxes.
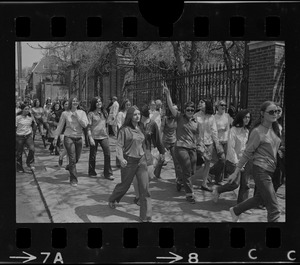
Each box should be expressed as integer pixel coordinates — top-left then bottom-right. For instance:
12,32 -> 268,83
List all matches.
64,136 -> 83,183
232,164 -> 281,222
88,138 -> 113,177
217,160 -> 250,204
209,141 -> 227,182
109,155 -> 152,221
16,133 -> 35,169
154,142 -> 183,182
174,146 -> 197,198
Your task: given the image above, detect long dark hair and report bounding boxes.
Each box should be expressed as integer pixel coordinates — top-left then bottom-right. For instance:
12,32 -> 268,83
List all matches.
232,109 -> 252,129
16,103 -> 31,117
89,97 -> 108,119
203,99 -> 214,115
32,98 -> 42,108
119,98 -> 131,112
118,106 -> 139,135
252,101 -> 281,138
67,96 -> 79,111
51,101 -> 62,112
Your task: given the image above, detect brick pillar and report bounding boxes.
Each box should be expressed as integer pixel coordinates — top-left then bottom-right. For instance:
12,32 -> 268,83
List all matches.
247,41 -> 285,122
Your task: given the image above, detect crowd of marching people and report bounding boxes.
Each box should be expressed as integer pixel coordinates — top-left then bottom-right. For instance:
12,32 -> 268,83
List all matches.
16,81 -> 285,222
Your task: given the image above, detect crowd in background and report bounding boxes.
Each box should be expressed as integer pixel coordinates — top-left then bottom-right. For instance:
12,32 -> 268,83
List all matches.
15,85 -> 285,222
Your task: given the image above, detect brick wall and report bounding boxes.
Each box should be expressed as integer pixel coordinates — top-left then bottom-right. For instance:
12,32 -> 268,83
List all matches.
247,41 -> 285,123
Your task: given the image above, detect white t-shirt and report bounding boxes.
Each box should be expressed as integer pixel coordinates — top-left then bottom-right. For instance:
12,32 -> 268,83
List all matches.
16,115 -> 34,136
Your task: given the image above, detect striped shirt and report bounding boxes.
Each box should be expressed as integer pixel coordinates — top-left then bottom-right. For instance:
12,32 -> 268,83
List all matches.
16,115 -> 34,136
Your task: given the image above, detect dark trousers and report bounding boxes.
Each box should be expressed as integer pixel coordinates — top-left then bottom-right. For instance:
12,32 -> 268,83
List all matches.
64,136 -> 83,183
16,133 -> 35,169
88,138 -> 113,177
233,165 -> 280,222
209,141 -> 227,182
174,146 -> 197,197
217,160 -> 250,204
109,155 -> 152,220
154,142 -> 183,181
48,137 -> 60,154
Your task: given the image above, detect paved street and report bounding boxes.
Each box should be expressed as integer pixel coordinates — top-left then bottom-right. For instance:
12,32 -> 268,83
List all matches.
16,136 -> 286,223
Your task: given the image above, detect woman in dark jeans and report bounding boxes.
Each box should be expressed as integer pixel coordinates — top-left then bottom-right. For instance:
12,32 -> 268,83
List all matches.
16,103 -> 37,172
227,101 -> 282,222
47,101 -> 62,155
53,97 -> 89,187
154,104 -> 183,190
108,106 -> 152,222
87,97 -> 114,180
162,81 -> 200,204
212,109 -> 252,204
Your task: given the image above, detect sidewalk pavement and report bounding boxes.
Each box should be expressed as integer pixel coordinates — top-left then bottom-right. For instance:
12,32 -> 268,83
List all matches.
16,136 -> 286,223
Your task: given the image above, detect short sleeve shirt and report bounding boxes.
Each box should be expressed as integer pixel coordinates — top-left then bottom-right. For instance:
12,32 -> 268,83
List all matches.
16,115 -> 34,136
175,112 -> 199,149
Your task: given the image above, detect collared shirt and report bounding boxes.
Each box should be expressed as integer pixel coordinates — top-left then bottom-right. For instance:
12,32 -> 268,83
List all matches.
226,127 -> 249,164
194,111 -> 219,146
16,115 -> 34,136
117,126 -> 145,158
161,116 -> 177,144
87,110 -> 108,140
55,110 -> 89,138
214,112 -> 230,142
237,125 -> 281,172
175,112 -> 199,149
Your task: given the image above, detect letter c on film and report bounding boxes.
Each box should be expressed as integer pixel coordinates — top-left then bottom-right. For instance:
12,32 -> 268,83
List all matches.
287,250 -> 296,261
248,249 -> 257,260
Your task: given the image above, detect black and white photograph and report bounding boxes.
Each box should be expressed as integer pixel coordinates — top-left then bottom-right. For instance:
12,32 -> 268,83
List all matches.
15,40 -> 286,223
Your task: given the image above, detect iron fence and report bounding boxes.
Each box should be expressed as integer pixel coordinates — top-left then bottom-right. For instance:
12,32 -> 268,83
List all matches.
125,63 -> 248,111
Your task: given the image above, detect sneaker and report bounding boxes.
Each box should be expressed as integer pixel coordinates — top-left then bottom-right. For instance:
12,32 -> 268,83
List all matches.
17,167 -> 25,173
105,175 -> 114,181
139,217 -> 152,222
229,207 -> 239,222
186,196 -> 196,204
70,181 -> 78,187
212,187 -> 219,203
133,197 -> 140,206
200,185 -> 213,192
27,164 -> 35,171
108,201 -> 116,209
89,171 -> 97,177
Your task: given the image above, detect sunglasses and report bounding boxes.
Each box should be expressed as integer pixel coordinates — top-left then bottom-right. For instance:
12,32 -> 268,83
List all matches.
186,108 -> 195,112
220,104 -> 227,107
265,110 -> 279,115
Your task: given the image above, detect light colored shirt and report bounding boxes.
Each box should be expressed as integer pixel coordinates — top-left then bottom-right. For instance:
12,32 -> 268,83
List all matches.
214,112 -> 230,142
237,125 -> 281,172
55,110 -> 89,138
107,101 -> 119,125
194,111 -> 219,146
31,107 -> 44,120
226,127 -> 249,164
16,115 -> 34,136
87,111 -> 108,140
116,111 -> 126,130
150,110 -> 161,130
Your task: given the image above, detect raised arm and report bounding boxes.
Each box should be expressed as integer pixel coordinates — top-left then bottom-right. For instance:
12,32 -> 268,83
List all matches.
162,81 -> 178,118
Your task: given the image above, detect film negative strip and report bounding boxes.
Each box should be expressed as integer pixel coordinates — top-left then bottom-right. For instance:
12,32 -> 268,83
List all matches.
1,0 -> 299,263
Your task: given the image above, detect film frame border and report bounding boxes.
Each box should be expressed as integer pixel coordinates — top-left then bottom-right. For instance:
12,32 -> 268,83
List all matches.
1,1 -> 299,263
